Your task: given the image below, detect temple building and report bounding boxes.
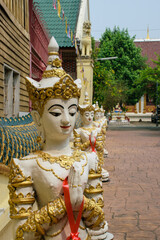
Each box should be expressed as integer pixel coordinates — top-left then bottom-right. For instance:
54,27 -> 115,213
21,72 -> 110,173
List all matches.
0,0 -> 49,118
126,31 -> 160,121
34,0 -> 93,104
0,0 -> 30,118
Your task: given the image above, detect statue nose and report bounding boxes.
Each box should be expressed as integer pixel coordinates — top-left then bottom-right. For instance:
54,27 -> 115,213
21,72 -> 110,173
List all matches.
62,119 -> 70,125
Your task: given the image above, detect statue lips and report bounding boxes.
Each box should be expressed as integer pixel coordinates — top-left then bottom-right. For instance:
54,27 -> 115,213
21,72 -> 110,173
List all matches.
60,125 -> 71,129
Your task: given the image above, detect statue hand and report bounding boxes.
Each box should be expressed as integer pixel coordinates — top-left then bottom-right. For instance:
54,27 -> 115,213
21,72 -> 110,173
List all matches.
90,131 -> 96,145
68,162 -> 83,211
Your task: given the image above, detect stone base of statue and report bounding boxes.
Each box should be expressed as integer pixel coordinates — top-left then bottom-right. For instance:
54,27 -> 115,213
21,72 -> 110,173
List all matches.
103,148 -> 108,157
101,168 -> 109,182
88,221 -> 114,239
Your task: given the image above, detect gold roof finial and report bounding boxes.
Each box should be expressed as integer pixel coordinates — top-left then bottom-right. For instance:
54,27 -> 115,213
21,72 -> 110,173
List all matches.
146,26 -> 150,40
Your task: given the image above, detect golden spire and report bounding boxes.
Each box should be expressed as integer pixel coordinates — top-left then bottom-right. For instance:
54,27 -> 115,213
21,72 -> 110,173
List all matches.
146,26 -> 150,40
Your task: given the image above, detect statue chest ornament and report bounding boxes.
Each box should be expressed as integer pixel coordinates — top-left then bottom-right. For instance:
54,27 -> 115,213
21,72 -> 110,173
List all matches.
20,151 -> 88,206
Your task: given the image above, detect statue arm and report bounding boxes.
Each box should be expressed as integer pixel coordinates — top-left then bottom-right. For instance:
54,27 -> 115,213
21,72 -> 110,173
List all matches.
9,158 -> 66,240
73,129 -> 90,150
82,196 -> 105,229
15,196 -> 66,240
8,158 -> 36,220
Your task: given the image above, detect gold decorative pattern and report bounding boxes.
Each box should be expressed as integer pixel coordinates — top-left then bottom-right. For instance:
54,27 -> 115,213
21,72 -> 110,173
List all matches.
49,58 -> 62,68
83,196 -> 105,229
88,173 -> 102,179
36,149 -> 85,170
15,197 -> 66,240
9,159 -> 26,183
36,151 -> 88,181
26,75 -> 81,116
84,183 -> 103,194
9,206 -> 32,219
42,68 -> 65,78
78,105 -> 95,115
8,160 -> 35,219
91,198 -> 104,208
48,52 -> 59,56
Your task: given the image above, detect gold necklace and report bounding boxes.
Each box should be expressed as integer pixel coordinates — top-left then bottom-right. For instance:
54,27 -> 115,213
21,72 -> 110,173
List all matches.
81,126 -> 96,132
36,150 -> 88,181
36,149 -> 85,170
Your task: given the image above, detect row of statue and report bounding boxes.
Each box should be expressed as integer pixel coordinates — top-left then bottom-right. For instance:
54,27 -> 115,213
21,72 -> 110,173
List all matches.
8,37 -> 114,240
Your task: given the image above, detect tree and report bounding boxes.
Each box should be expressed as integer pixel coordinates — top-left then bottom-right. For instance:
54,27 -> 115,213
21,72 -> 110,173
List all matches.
139,54 -> 160,105
92,27 -> 147,111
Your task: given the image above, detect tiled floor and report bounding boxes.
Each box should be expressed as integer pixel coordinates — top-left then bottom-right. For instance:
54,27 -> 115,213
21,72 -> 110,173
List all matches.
103,128 -> 160,240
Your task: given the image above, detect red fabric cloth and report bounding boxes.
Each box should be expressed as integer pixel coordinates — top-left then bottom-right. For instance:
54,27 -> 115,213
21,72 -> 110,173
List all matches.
63,178 -> 84,240
89,135 -> 96,152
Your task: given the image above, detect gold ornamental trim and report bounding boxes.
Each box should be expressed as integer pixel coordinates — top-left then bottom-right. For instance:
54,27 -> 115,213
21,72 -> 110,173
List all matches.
78,105 -> 95,115
11,180 -> 33,188
84,188 -> 103,194
48,52 -> 59,56
97,202 -> 104,208
26,74 -> 81,116
10,213 -> 30,219
84,183 -> 103,194
36,149 -> 85,170
11,198 -> 35,204
88,173 -> 102,179
42,68 -> 66,79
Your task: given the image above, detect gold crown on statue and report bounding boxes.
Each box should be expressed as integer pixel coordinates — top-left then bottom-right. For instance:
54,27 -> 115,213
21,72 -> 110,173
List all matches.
78,92 -> 94,114
26,37 -> 81,116
93,101 -> 101,113
100,105 -> 105,113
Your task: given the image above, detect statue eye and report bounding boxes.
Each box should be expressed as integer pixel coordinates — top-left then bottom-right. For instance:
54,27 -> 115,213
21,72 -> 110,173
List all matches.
49,112 -> 61,117
69,112 -> 76,117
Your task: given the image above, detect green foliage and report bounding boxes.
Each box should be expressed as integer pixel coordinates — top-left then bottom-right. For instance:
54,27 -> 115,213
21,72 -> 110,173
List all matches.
93,27 -> 147,110
139,54 -> 160,105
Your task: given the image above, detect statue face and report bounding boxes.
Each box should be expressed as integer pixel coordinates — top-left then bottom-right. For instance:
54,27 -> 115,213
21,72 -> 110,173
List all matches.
95,111 -> 101,121
41,98 -> 78,141
82,111 -> 94,125
101,112 -> 104,117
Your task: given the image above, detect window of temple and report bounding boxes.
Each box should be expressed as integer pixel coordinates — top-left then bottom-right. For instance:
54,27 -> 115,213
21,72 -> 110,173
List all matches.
4,65 -> 20,118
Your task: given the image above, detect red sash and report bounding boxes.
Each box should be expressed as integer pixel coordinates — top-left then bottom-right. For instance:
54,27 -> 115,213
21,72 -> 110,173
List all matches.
89,135 -> 96,152
63,178 -> 84,240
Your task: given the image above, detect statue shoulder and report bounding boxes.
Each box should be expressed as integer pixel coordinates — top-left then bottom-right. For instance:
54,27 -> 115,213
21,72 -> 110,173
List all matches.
10,153 -> 38,182
74,128 -> 81,135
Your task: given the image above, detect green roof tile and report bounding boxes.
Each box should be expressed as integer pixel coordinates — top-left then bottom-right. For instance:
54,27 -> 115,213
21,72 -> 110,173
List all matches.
34,0 -> 81,47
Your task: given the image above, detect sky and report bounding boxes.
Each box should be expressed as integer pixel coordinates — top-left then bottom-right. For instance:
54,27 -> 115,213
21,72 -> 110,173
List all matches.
89,0 -> 160,40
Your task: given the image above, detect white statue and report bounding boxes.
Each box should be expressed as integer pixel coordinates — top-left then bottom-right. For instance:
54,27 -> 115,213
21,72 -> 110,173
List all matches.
81,21 -> 92,57
92,102 -> 109,181
8,37 -> 113,240
74,94 -> 109,183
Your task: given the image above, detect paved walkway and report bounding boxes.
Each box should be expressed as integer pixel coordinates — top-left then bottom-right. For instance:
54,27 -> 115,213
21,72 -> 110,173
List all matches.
103,126 -> 160,240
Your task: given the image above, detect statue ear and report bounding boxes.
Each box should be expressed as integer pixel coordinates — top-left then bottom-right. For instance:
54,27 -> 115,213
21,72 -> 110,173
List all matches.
31,110 -> 46,144
31,110 -> 41,127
